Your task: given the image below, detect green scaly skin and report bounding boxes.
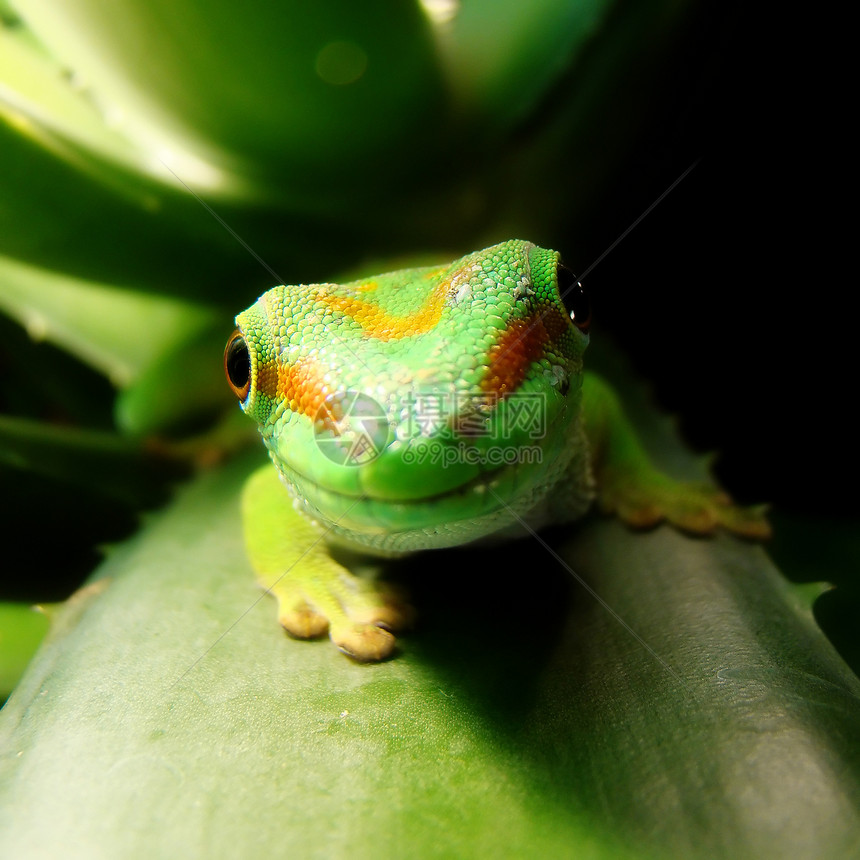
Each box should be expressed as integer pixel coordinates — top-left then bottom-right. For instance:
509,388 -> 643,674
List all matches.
225,240 -> 769,661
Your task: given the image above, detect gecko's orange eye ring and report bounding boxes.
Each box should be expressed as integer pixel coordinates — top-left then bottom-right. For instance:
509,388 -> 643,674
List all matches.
556,263 -> 591,333
224,330 -> 252,401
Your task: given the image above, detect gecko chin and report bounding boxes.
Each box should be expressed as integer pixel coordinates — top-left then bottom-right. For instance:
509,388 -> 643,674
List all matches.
268,435 -> 582,555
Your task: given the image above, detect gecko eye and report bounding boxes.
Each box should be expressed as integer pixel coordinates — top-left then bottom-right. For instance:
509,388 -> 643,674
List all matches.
224,330 -> 251,401
556,264 -> 591,333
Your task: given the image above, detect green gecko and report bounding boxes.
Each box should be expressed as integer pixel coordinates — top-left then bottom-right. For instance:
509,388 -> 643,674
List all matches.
224,240 -> 768,661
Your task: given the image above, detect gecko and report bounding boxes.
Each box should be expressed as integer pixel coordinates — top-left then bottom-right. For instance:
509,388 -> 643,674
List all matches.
224,240 -> 768,661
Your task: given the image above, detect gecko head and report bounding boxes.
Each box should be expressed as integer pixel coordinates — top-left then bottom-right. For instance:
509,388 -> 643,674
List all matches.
225,240 -> 591,550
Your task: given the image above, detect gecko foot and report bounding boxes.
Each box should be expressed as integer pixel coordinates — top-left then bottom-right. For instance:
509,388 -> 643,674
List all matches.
599,474 -> 771,539
268,569 -> 413,661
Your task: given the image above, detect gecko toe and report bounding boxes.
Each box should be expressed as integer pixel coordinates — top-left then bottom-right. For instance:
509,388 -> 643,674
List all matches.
332,623 -> 397,662
279,604 -> 329,639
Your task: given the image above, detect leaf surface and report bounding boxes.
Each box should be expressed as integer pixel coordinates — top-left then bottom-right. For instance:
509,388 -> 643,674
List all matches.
1,446 -> 858,859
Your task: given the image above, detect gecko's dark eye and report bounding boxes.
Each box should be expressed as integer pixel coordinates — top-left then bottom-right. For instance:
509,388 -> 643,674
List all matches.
224,330 -> 251,401
556,263 -> 590,333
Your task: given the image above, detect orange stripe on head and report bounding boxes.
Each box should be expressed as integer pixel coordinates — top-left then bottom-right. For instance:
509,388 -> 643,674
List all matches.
481,310 -> 562,398
277,356 -> 333,422
317,277 -> 450,341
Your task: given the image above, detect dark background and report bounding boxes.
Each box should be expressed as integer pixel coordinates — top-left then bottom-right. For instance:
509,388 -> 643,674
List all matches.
583,2 -> 851,518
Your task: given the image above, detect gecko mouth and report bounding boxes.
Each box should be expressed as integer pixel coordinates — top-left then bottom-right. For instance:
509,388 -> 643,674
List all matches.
296,465 -> 519,506
263,373 -> 579,543
276,453 -> 519,507
270,432 -> 569,546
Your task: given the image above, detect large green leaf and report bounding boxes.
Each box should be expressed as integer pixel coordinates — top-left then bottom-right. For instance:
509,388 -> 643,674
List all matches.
2,419 -> 858,857
10,0 -> 447,206
0,21 -> 366,298
1,0 -> 694,294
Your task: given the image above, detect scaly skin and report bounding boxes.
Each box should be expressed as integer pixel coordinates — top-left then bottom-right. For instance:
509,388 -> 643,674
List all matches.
225,240 -> 769,661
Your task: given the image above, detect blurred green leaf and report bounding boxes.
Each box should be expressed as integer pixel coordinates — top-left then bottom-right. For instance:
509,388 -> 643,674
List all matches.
0,24 -> 178,185
0,254 -> 218,387
769,512 -> 860,678
10,0 -> 448,206
0,603 -> 50,700
0,414 -> 184,504
114,323 -> 235,434
1,0 -> 696,291
438,0 -> 611,128
0,111 -> 262,297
